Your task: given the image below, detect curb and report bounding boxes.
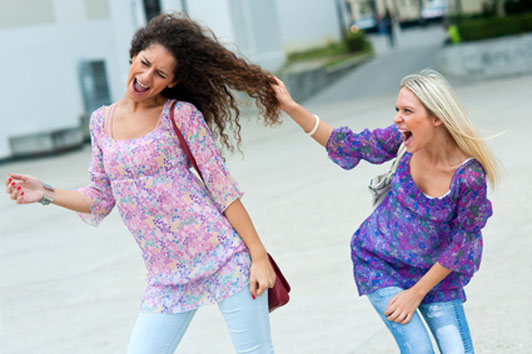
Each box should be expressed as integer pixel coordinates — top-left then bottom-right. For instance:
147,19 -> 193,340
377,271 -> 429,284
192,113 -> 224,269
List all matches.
281,52 -> 373,103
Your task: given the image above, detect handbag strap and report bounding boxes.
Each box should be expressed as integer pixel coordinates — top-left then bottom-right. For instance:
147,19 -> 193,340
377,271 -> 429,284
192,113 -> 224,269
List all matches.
390,142 -> 407,175
169,101 -> 205,183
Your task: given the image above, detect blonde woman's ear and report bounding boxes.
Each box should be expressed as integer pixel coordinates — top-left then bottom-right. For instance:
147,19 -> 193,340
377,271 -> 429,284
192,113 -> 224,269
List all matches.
432,115 -> 443,127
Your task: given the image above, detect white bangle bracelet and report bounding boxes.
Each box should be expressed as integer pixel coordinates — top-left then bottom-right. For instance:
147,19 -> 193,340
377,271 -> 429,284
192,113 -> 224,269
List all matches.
306,114 -> 320,137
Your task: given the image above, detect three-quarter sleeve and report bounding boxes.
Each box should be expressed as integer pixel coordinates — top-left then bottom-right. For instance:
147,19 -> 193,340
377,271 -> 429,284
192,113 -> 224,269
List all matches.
77,111 -> 116,226
326,124 -> 403,170
174,102 -> 243,213
438,161 -> 493,275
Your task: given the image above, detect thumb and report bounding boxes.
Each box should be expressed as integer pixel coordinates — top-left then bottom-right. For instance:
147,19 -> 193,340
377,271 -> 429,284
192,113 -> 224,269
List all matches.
9,173 -> 26,181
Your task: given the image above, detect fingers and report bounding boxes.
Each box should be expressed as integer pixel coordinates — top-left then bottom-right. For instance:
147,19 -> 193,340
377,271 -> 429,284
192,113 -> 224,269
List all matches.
385,305 -> 411,324
249,275 -> 258,299
6,176 -> 15,188
384,296 -> 397,316
6,174 -> 24,190
10,185 -> 24,201
385,297 -> 408,323
249,278 -> 274,298
256,281 -> 269,297
16,192 -> 25,204
385,306 -> 402,322
388,310 -> 406,323
6,179 -> 17,193
399,313 -> 412,324
6,175 -> 26,203
8,173 -> 25,181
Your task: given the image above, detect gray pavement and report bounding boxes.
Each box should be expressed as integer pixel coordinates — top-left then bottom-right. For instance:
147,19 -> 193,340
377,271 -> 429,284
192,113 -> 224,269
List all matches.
311,25 -> 448,104
2,27 -> 532,353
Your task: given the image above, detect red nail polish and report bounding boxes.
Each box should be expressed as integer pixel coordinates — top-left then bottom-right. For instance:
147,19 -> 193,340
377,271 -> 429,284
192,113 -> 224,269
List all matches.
21,192 -> 24,196
8,178 -> 12,182
252,294 -> 256,300
11,182 -> 15,186
17,186 -> 21,190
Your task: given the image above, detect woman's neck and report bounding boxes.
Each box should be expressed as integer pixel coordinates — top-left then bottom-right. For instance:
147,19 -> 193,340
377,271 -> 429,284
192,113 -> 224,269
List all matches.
120,95 -> 167,113
419,128 -> 468,167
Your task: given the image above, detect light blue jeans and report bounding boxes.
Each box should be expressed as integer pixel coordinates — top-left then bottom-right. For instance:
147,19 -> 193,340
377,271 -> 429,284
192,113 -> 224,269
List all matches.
368,286 -> 474,354
127,287 -> 273,354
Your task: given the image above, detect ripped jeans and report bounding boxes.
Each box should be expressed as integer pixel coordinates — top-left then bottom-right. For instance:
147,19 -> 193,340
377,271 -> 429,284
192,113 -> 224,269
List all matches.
368,286 -> 474,354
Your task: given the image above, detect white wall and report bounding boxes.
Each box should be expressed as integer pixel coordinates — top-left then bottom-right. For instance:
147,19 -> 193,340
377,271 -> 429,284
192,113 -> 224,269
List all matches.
0,0 -> 124,159
277,0 -> 343,53
230,0 -> 284,70
107,0 -> 146,104
169,0 -> 285,71
0,20 -> 117,159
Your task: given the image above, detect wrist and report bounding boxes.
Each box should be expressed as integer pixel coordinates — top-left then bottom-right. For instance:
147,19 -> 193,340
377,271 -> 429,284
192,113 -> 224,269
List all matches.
283,101 -> 301,116
39,182 -> 55,205
410,283 -> 429,298
250,248 -> 268,262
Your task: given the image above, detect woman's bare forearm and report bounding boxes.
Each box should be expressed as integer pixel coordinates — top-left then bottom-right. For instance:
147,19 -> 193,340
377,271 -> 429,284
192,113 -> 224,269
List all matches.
223,199 -> 267,261
48,189 -> 92,213
283,102 -> 333,147
411,262 -> 452,297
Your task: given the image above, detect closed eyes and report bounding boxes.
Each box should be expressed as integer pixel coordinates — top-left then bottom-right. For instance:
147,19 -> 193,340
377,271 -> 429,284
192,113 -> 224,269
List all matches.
141,59 -> 168,79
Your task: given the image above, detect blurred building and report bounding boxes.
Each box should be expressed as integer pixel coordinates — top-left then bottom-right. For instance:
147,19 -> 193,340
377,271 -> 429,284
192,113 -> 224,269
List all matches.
346,0 -> 487,30
446,0 -> 487,14
0,0 -> 349,160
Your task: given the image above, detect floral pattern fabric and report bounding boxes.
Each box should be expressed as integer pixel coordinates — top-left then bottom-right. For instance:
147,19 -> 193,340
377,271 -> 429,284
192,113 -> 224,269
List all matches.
78,99 -> 251,313
326,125 -> 492,304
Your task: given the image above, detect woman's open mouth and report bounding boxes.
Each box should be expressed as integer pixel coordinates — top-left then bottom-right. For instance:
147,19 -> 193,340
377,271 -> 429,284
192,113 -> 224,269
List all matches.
402,130 -> 413,146
132,78 -> 150,95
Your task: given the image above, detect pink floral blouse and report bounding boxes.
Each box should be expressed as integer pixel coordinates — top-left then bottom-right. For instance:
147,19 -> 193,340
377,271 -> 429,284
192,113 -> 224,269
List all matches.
78,100 -> 251,313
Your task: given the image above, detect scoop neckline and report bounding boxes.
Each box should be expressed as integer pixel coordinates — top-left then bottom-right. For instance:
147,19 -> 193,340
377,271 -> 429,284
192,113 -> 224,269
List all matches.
402,153 -> 474,200
102,100 -> 171,142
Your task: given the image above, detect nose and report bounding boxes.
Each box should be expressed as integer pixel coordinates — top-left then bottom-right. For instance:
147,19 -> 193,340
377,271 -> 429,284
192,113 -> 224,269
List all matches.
138,68 -> 156,82
393,112 -> 402,124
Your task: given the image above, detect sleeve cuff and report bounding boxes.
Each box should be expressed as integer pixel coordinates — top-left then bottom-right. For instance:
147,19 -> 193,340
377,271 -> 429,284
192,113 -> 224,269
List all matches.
77,186 -> 106,227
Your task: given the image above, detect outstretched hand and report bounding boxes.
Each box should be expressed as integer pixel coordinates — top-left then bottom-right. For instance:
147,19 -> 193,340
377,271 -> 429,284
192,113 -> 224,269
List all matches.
384,288 -> 425,324
5,174 -> 44,204
249,255 -> 276,298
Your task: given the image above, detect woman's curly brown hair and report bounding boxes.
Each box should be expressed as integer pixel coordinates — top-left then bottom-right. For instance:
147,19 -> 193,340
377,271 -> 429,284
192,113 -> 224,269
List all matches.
130,12 -> 281,152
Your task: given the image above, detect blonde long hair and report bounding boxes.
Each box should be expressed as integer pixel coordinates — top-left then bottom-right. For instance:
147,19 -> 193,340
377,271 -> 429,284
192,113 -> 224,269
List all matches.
400,69 -> 499,189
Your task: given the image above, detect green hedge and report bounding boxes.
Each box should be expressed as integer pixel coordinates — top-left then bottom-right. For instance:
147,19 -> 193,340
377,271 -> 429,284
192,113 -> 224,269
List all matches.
455,12 -> 532,42
344,30 -> 372,53
287,30 -> 371,62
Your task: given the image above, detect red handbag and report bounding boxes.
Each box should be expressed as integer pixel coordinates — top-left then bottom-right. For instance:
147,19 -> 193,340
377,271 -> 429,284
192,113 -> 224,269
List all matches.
169,101 -> 291,312
266,253 -> 291,312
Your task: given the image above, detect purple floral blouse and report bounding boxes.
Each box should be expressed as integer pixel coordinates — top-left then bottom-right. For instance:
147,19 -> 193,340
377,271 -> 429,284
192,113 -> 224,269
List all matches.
326,125 -> 492,303
78,100 -> 251,313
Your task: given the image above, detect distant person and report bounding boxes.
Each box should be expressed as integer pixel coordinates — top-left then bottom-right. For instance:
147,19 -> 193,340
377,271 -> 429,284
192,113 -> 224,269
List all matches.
448,23 -> 461,44
382,8 -> 395,47
443,20 -> 461,46
271,69 -> 497,353
6,12 -> 281,354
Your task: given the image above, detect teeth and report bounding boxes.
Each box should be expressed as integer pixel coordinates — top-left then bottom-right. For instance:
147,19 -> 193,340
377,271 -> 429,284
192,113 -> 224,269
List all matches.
136,79 -> 148,89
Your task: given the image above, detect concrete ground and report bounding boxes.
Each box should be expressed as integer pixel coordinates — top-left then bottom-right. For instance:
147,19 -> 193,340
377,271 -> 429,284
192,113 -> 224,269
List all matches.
1,26 -> 532,353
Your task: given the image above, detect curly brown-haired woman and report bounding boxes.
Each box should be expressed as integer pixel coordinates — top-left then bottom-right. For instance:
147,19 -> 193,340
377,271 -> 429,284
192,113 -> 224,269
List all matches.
6,13 -> 280,353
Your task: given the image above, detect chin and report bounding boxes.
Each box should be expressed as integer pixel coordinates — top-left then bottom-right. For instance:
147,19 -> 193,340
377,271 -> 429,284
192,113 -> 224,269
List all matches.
404,144 -> 417,154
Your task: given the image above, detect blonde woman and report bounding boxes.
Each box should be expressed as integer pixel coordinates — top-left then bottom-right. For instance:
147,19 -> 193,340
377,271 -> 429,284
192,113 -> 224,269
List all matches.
272,70 -> 497,353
